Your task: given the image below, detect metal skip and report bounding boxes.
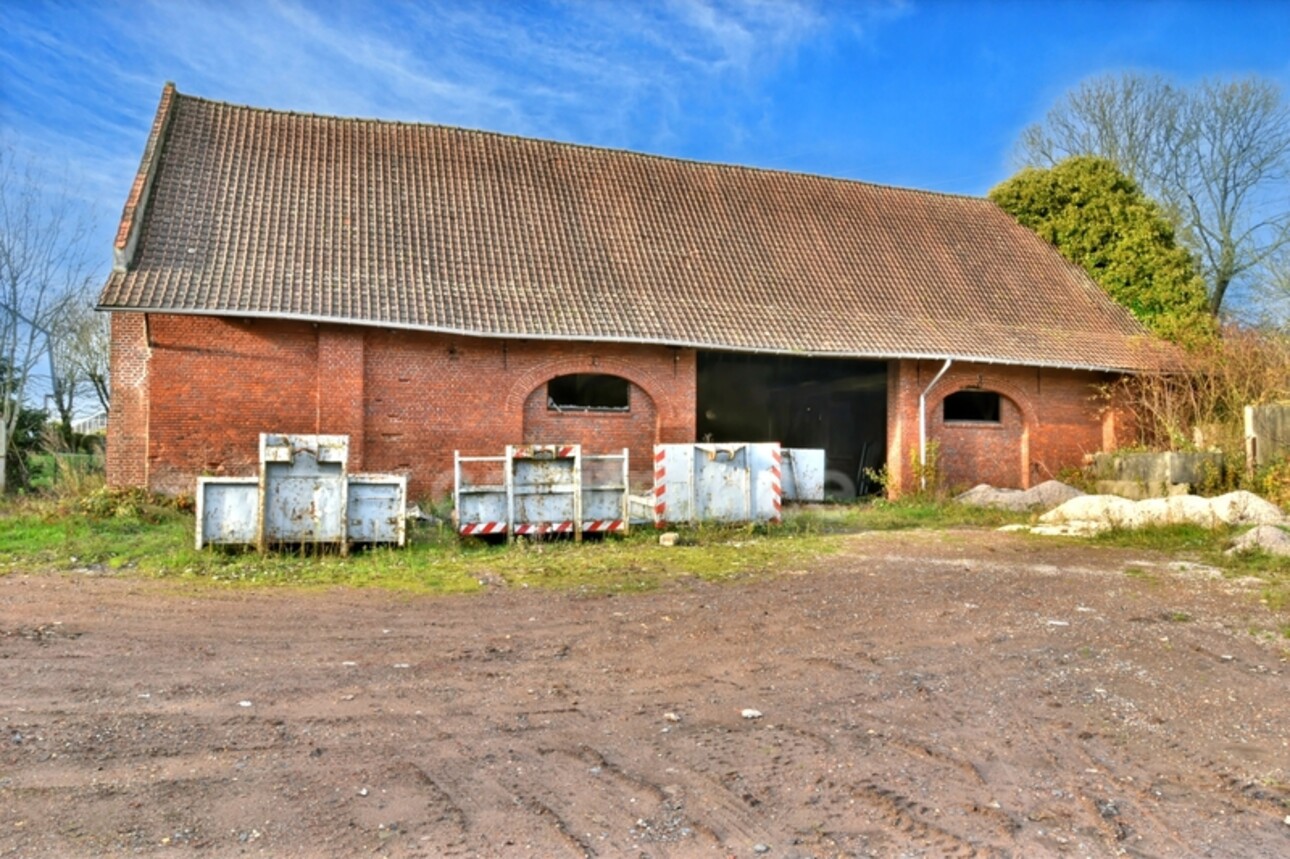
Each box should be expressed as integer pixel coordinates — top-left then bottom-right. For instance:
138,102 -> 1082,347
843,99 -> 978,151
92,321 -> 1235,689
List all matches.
454,445 -> 629,538
652,442 -> 778,525
651,443 -> 825,525
195,433 -> 407,551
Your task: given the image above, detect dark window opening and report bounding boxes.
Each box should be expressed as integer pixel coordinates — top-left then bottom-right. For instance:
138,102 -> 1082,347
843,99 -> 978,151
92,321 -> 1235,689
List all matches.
944,390 -> 1001,423
696,352 -> 888,498
547,374 -> 630,412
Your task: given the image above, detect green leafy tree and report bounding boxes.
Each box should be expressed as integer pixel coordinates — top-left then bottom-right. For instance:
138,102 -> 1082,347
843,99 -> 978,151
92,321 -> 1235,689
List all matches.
989,155 -> 1214,346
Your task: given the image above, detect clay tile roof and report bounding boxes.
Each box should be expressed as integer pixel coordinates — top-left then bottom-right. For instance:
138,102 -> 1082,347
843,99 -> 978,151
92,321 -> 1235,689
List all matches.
98,87 -> 1164,372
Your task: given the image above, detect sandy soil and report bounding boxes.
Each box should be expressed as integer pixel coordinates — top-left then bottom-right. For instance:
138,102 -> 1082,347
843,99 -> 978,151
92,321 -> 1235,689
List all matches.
1,530 -> 1288,858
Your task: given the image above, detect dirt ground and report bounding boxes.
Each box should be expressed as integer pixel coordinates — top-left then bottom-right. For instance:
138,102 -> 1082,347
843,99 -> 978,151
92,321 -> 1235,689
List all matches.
2,530 -> 1288,858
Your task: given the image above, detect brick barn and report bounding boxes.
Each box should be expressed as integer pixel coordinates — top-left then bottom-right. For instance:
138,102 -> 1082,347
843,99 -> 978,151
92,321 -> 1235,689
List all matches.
98,85 -> 1158,501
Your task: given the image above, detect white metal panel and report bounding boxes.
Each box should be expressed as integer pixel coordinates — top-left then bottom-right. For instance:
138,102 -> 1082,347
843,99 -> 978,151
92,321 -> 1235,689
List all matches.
581,450 -> 629,532
347,475 -> 408,545
747,443 -> 785,522
653,442 -> 784,525
508,444 -> 580,530
781,448 -> 826,501
196,478 -> 258,548
454,453 -> 508,534
260,435 -> 348,547
652,444 -> 695,524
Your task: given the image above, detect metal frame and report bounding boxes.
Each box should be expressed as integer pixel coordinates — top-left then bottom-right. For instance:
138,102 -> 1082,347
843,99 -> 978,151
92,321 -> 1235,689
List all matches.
454,445 -> 630,539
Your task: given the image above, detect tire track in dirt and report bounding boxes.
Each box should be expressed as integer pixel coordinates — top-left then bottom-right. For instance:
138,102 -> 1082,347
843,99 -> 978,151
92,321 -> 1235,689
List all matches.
387,762 -> 471,856
543,745 -> 723,854
515,794 -> 597,857
848,779 -> 1008,858
1067,726 -> 1290,855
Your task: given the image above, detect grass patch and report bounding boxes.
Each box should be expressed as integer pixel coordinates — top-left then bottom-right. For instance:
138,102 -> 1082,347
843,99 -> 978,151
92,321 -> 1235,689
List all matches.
0,495 -> 848,594
1095,522 -> 1290,612
1091,522 -> 1223,553
1,492 -> 1021,593
3,487 -> 1283,610
839,498 -> 1032,531
1219,544 -> 1290,612
1122,566 -> 1161,587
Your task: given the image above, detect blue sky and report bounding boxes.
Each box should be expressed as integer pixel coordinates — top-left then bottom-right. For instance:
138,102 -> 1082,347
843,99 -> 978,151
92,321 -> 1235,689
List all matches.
2,0 -> 1289,287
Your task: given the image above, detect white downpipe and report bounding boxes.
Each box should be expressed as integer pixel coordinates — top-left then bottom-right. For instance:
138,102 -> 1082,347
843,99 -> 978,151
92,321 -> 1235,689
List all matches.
918,359 -> 953,491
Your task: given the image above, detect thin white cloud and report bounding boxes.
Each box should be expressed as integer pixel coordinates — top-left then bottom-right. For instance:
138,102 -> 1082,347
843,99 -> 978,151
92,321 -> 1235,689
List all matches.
0,0 -> 895,273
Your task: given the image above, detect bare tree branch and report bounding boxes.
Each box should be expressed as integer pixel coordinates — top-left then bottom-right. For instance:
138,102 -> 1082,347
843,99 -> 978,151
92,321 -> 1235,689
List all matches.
0,144 -> 99,488
1016,73 -> 1290,318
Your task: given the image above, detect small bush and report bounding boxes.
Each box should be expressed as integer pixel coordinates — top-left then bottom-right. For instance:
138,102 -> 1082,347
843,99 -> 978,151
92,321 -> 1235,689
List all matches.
76,486 -> 174,520
1253,457 -> 1290,510
865,441 -> 945,502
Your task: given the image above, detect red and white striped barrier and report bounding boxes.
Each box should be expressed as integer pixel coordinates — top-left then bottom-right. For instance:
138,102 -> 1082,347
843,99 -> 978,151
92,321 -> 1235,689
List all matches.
769,447 -> 783,523
653,448 -> 668,526
459,521 -> 507,536
513,521 -> 577,536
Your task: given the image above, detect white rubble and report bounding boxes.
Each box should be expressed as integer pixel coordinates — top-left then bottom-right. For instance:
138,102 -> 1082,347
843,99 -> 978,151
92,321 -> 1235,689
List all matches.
1208,491 -> 1287,526
1226,524 -> 1290,557
955,480 -> 1084,512
1034,490 -> 1286,534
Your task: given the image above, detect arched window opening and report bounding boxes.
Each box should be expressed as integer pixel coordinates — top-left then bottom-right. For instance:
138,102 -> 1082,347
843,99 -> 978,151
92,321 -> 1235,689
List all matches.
547,374 -> 630,412
944,390 -> 1001,423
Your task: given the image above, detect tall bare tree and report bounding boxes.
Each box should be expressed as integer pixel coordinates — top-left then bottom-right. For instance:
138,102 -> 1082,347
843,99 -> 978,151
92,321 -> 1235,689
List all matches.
1017,73 -> 1290,317
51,284 -> 111,434
0,145 -> 97,490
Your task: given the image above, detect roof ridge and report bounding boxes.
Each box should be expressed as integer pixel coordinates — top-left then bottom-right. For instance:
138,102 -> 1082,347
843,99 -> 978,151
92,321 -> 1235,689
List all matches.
167,86 -> 992,205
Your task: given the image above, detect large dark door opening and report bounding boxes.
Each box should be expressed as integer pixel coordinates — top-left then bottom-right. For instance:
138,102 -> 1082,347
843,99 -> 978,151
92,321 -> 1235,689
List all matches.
696,353 -> 887,497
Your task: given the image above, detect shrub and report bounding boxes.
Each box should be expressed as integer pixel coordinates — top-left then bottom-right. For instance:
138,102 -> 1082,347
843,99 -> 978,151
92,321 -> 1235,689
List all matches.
1107,324 -> 1290,506
1111,324 -> 1290,453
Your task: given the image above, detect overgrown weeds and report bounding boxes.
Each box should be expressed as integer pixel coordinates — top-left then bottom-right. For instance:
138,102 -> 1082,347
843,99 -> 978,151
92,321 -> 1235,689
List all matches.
1113,324 -> 1289,451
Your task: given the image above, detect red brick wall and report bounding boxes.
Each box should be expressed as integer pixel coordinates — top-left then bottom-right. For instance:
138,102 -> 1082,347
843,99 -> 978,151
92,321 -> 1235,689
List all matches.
111,315 -> 696,499
362,332 -> 693,495
522,381 -> 658,485
885,360 -> 1117,495
144,316 -> 320,495
105,313 -> 150,488
109,314 -> 1123,501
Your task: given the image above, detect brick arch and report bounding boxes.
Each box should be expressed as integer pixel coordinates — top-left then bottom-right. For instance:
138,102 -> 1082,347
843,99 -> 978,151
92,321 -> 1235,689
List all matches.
504,354 -> 686,429
929,372 -> 1036,490
929,373 -> 1038,429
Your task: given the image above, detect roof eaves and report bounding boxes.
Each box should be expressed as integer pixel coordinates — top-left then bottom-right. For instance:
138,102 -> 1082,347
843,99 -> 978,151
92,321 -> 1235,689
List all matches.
95,304 -> 1157,374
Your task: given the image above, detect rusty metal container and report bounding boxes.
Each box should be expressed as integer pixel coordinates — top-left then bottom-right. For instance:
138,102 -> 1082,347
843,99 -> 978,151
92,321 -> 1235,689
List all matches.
195,434 -> 406,551
454,445 -> 629,539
